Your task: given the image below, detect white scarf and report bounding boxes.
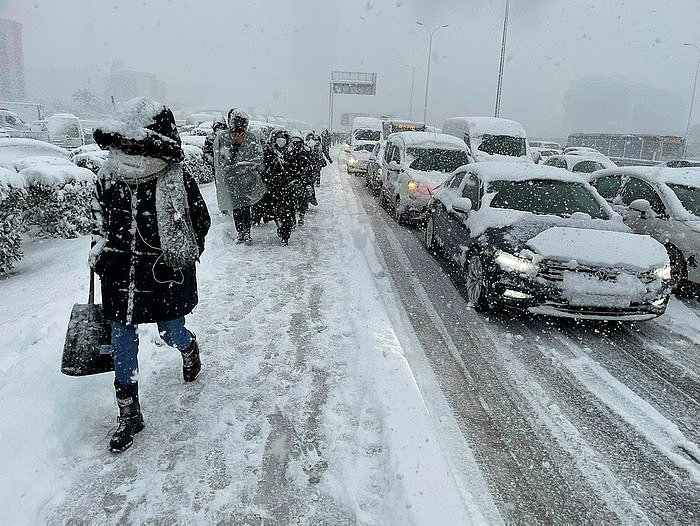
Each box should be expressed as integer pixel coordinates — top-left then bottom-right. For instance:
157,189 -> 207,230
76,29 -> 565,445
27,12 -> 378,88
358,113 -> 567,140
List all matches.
104,150 -> 199,270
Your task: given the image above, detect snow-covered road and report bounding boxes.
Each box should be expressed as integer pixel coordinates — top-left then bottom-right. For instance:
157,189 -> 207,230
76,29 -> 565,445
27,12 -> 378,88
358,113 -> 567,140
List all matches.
0,161 -> 494,524
348,167 -> 700,523
2,156 -> 699,524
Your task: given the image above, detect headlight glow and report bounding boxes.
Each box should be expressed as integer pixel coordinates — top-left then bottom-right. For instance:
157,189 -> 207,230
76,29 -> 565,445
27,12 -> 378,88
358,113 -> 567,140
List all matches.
495,250 -> 540,274
651,264 -> 672,281
407,180 -> 418,192
347,157 -> 358,165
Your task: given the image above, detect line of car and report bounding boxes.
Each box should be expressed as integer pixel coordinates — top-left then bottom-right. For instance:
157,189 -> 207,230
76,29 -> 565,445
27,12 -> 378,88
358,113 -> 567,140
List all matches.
344,115 -> 699,321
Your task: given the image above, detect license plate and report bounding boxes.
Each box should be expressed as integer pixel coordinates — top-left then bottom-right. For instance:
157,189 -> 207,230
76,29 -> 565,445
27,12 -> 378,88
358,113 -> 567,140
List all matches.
568,293 -> 630,308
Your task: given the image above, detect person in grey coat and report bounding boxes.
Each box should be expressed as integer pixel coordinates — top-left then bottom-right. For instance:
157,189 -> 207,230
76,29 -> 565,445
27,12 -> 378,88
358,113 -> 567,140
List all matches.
213,108 -> 265,243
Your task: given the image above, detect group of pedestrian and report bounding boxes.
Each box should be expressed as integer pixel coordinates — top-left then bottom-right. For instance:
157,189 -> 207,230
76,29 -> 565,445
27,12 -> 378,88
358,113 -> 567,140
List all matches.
86,97 -> 335,452
205,109 -> 332,246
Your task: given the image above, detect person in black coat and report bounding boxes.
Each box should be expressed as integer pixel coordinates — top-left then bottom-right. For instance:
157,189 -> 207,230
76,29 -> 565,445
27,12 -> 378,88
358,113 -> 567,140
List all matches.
261,129 -> 295,245
91,97 -> 211,453
305,131 -> 326,191
287,132 -> 313,226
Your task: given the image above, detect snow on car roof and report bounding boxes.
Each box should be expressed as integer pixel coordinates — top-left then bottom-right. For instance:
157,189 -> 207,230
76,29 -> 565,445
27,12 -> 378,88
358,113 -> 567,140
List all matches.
454,116 -> 526,137
392,131 -> 467,149
0,138 -> 69,164
592,166 -> 700,188
19,162 -> 95,186
459,161 -> 587,183
352,117 -> 382,128
558,154 -> 606,164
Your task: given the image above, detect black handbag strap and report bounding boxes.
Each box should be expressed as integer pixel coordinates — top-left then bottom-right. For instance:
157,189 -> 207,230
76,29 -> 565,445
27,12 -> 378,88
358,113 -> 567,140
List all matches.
89,269 -> 95,305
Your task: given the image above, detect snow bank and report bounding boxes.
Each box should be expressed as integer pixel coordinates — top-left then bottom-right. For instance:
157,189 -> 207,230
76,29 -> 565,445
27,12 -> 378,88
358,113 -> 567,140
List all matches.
13,154 -> 74,172
0,166 -> 27,189
526,227 -> 668,271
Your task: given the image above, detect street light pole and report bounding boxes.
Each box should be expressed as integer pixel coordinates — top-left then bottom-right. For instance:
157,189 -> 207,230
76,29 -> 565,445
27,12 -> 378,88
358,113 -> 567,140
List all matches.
417,22 -> 448,125
683,42 -> 700,157
494,0 -> 510,118
404,65 -> 416,120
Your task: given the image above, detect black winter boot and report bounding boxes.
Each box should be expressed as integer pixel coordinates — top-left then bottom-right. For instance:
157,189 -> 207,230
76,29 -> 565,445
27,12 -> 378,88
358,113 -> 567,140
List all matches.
110,383 -> 144,453
181,334 -> 201,383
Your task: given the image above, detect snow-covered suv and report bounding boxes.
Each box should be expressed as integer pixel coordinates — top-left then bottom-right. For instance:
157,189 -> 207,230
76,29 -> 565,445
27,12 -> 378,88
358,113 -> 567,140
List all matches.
379,131 -> 470,224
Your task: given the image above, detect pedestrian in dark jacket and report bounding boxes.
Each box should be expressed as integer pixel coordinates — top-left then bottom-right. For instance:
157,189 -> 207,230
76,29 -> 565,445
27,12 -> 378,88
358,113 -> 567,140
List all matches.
202,116 -> 227,170
262,129 -> 295,245
320,129 -> 333,169
305,131 -> 326,191
91,97 -> 211,453
287,131 -> 313,226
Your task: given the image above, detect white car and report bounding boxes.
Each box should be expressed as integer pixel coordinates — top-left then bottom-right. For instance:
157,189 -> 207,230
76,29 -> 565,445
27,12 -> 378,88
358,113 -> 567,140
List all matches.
543,154 -> 609,174
530,140 -> 562,151
589,166 -> 700,291
346,143 -> 375,174
0,138 -> 69,167
379,132 -> 471,224
442,116 -> 532,163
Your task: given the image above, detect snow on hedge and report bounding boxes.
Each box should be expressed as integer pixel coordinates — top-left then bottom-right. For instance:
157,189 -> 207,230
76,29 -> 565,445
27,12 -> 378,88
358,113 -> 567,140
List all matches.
0,167 -> 28,274
182,144 -> 213,184
181,134 -> 206,148
0,138 -> 69,166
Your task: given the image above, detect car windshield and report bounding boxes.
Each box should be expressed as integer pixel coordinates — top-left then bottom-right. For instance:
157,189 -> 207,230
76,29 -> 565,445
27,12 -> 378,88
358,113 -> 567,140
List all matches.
477,134 -> 527,157
667,183 -> 700,215
488,179 -> 609,219
406,147 -> 470,172
353,144 -> 374,152
354,129 -> 381,141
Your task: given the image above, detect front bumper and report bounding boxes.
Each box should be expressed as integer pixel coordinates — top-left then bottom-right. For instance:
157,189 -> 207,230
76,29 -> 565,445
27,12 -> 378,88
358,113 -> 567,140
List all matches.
486,261 -> 670,321
347,160 -> 368,173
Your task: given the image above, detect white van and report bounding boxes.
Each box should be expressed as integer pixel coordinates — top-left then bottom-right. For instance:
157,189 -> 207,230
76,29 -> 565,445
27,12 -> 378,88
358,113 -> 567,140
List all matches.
442,116 -> 532,163
351,116 -> 383,146
47,113 -> 85,150
0,109 -> 32,136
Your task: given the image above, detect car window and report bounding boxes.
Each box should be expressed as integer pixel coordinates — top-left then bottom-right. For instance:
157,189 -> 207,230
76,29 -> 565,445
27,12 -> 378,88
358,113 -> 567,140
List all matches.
620,178 -> 665,214
461,174 -> 480,210
391,145 -> 401,163
572,160 -> 605,173
384,144 -> 393,163
591,175 -> 623,199
543,157 -> 559,167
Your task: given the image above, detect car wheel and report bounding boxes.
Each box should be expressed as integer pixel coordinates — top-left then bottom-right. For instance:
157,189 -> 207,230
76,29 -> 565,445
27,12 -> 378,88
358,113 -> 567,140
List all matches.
465,253 -> 492,311
425,213 -> 439,254
667,244 -> 689,295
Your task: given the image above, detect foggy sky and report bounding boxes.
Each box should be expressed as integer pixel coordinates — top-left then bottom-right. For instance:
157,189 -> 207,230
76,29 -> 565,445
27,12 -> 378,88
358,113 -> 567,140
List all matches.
2,0 -> 699,137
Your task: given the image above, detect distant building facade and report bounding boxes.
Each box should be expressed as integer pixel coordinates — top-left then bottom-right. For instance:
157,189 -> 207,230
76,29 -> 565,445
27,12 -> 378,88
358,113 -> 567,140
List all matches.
105,69 -> 166,103
0,18 -> 26,101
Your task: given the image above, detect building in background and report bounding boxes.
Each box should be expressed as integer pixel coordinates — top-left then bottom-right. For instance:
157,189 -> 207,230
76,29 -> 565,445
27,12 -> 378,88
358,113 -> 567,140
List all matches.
105,69 -> 166,104
564,77 -> 685,136
0,18 -> 26,101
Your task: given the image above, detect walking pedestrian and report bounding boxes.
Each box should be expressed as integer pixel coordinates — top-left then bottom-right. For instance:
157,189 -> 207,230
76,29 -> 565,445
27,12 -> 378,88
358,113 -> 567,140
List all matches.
261,129 -> 296,246
91,97 -> 211,453
305,131 -> 325,198
320,128 -> 334,172
287,131 -> 312,226
202,116 -> 227,170
213,108 -> 266,243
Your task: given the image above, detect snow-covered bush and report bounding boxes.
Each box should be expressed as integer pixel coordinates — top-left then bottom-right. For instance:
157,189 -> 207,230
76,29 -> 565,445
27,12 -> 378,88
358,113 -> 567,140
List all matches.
182,144 -> 213,184
0,168 -> 28,274
21,161 -> 96,238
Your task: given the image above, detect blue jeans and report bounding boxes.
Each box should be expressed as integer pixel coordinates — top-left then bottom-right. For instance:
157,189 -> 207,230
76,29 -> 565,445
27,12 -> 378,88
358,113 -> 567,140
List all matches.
112,317 -> 193,387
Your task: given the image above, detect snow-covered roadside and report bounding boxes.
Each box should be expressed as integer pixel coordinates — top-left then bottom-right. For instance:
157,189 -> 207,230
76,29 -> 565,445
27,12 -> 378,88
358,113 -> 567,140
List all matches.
0,160 -> 483,523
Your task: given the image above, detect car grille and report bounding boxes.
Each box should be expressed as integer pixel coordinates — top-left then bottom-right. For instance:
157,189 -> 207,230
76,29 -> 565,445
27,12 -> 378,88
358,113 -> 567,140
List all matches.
539,262 -> 655,284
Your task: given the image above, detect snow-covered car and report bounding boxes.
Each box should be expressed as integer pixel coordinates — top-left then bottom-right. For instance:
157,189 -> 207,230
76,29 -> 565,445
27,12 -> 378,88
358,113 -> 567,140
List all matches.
72,149 -> 109,174
351,116 -> 383,147
425,162 -> 672,320
531,147 -> 559,163
565,149 -> 617,168
365,140 -> 386,192
380,132 -> 471,224
47,113 -> 85,150
442,116 -> 532,163
664,159 -> 700,168
346,143 -> 375,175
0,138 -> 69,167
543,154 -> 609,174
529,140 -> 562,151
589,166 -> 700,290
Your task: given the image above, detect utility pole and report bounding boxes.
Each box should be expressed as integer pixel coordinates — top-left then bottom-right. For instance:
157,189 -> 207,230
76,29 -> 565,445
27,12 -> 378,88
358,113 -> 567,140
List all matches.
417,22 -> 448,125
683,42 -> 700,157
494,0 -> 510,118
404,65 -> 416,120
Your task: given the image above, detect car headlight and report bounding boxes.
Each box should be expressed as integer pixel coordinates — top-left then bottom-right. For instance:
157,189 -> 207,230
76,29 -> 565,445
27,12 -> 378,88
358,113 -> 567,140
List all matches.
347,157 -> 357,165
407,180 -> 418,192
650,263 -> 672,281
495,250 -> 539,274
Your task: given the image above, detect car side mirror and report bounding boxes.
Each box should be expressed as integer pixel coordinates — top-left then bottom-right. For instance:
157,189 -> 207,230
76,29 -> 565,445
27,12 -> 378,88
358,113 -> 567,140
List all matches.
452,197 -> 472,214
629,198 -> 656,218
388,160 -> 401,171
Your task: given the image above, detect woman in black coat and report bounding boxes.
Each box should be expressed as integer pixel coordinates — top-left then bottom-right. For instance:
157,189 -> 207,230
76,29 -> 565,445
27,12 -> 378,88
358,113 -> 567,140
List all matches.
91,97 -> 211,453
261,129 -> 296,245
